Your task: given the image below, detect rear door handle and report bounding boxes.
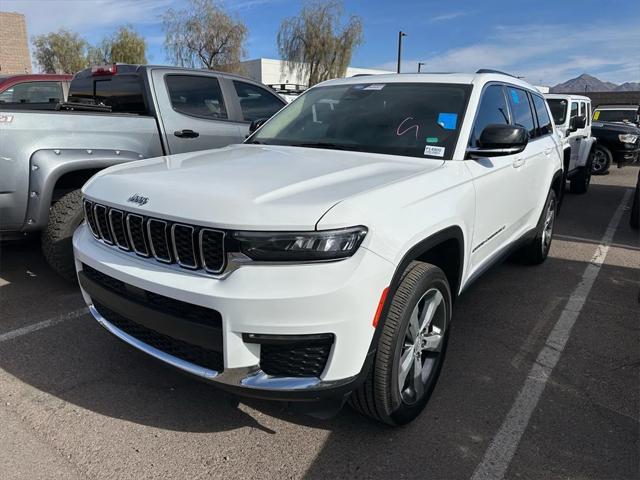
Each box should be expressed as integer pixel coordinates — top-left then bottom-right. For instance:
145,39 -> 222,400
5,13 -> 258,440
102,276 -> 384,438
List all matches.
174,129 -> 200,138
512,157 -> 525,168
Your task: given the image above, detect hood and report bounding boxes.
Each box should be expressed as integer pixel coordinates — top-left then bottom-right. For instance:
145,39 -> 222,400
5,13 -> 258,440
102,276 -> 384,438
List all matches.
593,121 -> 640,133
84,144 -> 442,230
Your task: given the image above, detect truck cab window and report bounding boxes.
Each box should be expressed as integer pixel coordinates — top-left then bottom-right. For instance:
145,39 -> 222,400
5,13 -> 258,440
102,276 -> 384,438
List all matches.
233,81 -> 284,122
166,75 -> 227,120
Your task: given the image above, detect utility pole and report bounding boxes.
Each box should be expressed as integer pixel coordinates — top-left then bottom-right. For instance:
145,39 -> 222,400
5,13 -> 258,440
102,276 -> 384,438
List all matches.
397,31 -> 407,73
418,62 -> 425,73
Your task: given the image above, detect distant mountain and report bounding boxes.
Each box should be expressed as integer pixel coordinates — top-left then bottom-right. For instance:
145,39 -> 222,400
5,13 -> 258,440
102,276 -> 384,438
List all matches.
550,74 -> 619,93
615,82 -> 640,92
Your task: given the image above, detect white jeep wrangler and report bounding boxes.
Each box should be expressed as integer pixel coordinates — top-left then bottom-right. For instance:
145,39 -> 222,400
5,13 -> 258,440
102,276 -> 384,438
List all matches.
545,94 -> 595,193
74,71 -> 563,425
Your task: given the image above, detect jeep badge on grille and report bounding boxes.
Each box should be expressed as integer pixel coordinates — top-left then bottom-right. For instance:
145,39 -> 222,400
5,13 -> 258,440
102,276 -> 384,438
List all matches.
127,194 -> 149,206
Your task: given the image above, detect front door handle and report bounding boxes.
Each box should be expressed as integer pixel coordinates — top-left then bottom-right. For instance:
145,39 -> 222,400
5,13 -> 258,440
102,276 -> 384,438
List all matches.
174,129 -> 200,138
512,157 -> 525,168
544,148 -> 553,156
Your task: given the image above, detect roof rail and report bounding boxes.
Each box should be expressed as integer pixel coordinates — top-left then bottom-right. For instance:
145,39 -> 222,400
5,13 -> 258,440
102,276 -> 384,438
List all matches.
476,69 -> 517,78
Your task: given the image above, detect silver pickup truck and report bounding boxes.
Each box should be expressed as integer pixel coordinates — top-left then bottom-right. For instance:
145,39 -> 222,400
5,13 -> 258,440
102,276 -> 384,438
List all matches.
0,64 -> 286,281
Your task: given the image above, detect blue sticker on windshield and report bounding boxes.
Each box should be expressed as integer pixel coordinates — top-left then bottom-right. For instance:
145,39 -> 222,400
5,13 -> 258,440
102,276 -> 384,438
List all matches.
510,88 -> 520,104
437,113 -> 458,130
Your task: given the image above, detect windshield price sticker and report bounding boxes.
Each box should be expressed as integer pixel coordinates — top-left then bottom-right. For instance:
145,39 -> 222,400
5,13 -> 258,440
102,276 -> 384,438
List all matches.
0,115 -> 14,124
424,145 -> 445,157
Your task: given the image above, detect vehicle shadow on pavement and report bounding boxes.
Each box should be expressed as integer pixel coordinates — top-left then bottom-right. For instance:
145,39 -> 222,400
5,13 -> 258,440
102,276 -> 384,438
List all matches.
0,183 -> 637,478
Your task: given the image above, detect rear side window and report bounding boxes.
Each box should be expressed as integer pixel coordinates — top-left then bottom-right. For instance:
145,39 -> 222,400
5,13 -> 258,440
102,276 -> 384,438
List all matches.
0,81 -> 62,104
581,102 -> 590,125
532,95 -> 553,136
166,75 -> 227,120
233,81 -> 284,122
470,84 -> 510,147
570,102 -> 579,118
68,74 -> 147,114
506,87 -> 535,138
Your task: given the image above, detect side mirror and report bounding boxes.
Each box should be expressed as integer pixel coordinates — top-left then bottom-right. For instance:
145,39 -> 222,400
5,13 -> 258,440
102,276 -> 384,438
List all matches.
569,115 -> 586,132
467,124 -> 529,157
249,118 -> 268,133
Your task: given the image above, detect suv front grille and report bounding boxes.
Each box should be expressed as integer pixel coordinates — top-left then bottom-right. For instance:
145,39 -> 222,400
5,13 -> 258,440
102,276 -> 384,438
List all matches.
84,200 -> 226,273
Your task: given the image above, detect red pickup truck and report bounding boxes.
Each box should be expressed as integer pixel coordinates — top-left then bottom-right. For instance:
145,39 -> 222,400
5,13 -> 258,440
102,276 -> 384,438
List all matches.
0,74 -> 72,109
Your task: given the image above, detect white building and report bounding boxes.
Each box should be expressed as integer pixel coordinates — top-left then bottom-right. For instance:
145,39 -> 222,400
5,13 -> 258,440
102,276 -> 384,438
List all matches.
239,58 -> 391,87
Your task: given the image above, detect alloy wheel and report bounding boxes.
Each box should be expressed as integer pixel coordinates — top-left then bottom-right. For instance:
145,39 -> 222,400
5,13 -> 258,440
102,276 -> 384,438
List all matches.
398,288 -> 447,405
542,197 -> 555,254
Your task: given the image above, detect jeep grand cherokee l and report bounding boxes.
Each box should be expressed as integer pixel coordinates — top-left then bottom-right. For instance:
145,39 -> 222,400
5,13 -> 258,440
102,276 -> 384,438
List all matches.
73,71 -> 563,425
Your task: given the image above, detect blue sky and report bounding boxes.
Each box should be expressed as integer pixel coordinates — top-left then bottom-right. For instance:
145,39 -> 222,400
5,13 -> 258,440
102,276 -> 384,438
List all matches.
4,0 -> 640,85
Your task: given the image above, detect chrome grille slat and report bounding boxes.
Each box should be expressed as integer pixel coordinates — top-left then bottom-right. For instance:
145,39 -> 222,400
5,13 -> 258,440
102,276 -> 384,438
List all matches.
126,214 -> 149,257
93,204 -> 114,244
85,200 -> 226,275
147,219 -> 172,263
108,209 -> 130,251
199,229 -> 226,274
172,224 -> 198,269
83,200 -> 100,238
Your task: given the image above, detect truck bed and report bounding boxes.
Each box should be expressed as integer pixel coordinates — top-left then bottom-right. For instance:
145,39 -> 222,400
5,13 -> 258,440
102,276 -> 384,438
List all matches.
0,110 -> 164,232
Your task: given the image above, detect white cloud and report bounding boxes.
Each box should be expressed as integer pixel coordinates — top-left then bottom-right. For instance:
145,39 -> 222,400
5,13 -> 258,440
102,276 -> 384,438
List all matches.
378,21 -> 640,85
428,11 -> 469,23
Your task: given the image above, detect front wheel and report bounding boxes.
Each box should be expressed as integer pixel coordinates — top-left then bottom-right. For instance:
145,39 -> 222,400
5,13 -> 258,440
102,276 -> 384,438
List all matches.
349,262 -> 452,426
591,145 -> 612,175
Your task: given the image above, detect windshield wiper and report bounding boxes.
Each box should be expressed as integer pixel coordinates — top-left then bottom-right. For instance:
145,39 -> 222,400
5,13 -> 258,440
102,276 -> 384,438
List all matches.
290,142 -> 361,151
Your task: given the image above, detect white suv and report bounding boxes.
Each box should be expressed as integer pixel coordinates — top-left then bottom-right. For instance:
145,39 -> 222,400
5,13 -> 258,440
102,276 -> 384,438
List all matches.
74,71 -> 563,425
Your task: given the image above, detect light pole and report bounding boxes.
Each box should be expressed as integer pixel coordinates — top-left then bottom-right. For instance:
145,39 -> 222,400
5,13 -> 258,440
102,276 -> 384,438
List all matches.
397,31 -> 407,73
418,62 -> 425,73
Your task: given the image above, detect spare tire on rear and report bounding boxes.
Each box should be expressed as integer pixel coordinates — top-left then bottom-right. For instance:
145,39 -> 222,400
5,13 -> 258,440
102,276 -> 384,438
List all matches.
41,189 -> 84,283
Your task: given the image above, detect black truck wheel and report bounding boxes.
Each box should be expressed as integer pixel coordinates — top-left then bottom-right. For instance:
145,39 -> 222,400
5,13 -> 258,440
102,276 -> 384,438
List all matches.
631,170 -> 639,230
41,189 -> 84,283
591,145 -> 612,175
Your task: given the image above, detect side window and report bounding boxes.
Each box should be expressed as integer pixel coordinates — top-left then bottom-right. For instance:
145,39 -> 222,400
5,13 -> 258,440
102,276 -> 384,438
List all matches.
580,102 -> 590,125
570,102 -> 579,119
233,81 -> 284,122
470,84 -> 510,147
165,75 -> 227,120
0,81 -> 63,104
532,95 -> 553,136
506,87 -> 536,138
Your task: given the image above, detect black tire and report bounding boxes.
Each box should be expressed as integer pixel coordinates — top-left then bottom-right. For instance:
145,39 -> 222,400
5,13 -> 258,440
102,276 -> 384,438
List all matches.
630,170 -> 639,230
41,189 -> 84,283
569,166 -> 591,194
519,189 -> 557,265
591,145 -> 612,175
350,262 -> 452,426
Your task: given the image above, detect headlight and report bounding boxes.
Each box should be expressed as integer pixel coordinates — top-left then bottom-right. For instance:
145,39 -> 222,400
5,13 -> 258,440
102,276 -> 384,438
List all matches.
232,226 -> 368,261
619,134 -> 638,143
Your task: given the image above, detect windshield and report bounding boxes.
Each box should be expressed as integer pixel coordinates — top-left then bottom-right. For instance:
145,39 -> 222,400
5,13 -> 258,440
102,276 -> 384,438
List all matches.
594,109 -> 638,124
547,99 -> 568,125
249,82 -> 472,160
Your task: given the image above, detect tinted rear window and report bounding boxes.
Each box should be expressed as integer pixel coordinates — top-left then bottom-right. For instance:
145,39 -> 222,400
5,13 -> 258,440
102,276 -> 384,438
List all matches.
68,74 -> 147,114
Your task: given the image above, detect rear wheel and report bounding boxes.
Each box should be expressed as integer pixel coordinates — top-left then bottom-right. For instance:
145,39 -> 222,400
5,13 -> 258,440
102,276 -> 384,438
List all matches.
350,262 -> 451,426
519,189 -> 556,265
41,189 -> 84,283
591,145 -> 611,175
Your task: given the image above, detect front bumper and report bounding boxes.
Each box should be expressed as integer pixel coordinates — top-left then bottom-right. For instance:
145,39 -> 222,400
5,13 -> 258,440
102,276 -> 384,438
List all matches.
613,144 -> 640,165
73,224 -> 394,400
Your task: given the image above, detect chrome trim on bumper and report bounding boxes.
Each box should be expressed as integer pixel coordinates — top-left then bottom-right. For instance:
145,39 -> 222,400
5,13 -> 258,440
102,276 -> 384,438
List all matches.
88,304 -> 356,393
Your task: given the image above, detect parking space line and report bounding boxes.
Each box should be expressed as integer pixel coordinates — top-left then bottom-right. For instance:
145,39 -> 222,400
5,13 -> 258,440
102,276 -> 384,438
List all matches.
471,189 -> 632,480
0,308 -> 89,343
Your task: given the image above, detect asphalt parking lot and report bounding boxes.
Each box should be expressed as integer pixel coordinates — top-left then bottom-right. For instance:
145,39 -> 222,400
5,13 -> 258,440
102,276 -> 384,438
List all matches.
1,166 -> 638,480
